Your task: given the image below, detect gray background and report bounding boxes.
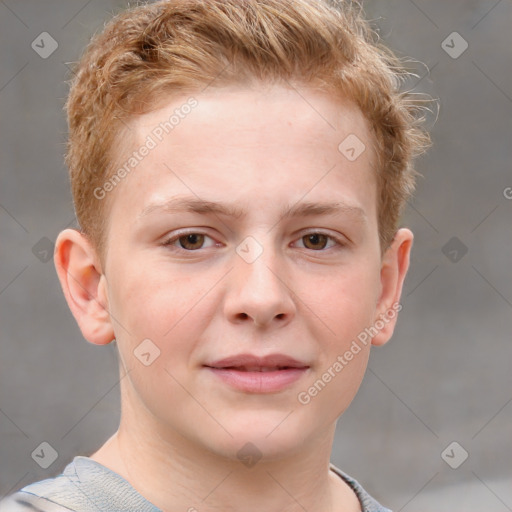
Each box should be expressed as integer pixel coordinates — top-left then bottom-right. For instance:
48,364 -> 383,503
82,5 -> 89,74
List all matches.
1,1 -> 511,510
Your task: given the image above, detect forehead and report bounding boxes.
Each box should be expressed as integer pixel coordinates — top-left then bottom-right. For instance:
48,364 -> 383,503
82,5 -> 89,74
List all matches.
131,85 -> 373,153
107,84 -> 377,226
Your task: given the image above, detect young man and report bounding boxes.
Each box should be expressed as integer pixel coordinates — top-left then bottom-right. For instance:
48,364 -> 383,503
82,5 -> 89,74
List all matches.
1,0 -> 429,510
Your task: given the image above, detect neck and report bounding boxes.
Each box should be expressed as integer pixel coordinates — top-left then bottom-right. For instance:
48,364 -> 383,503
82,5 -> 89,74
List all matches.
91,419 -> 360,512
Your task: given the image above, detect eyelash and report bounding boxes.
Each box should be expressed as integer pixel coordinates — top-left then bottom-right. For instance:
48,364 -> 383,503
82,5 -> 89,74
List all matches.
162,230 -> 345,252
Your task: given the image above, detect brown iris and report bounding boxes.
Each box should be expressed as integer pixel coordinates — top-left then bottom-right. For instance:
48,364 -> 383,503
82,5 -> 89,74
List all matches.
302,233 -> 328,250
178,233 -> 205,250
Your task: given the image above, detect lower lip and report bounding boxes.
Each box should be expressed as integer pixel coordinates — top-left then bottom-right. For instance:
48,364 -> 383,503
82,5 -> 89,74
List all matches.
205,367 -> 308,393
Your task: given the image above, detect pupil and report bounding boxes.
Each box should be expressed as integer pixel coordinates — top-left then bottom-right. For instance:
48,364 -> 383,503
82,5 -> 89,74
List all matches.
180,234 -> 204,249
305,234 -> 327,250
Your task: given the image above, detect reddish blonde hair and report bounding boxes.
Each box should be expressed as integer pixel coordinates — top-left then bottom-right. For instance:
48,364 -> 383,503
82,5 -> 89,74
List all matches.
65,0 -> 430,255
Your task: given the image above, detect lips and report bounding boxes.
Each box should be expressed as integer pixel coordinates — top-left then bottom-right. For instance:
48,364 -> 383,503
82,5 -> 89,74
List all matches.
222,366 -> 292,372
204,354 -> 309,393
205,354 -> 309,371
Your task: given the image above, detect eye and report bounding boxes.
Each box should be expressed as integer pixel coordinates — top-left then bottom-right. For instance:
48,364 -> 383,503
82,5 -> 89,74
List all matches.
162,230 -> 343,252
295,232 -> 341,251
163,232 -> 217,251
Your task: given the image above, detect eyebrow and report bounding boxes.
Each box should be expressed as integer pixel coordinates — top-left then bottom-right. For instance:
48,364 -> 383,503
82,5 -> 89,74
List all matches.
138,196 -> 367,223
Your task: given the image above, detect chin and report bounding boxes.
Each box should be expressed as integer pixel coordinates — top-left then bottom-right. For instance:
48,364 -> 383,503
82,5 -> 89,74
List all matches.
202,411 -> 312,462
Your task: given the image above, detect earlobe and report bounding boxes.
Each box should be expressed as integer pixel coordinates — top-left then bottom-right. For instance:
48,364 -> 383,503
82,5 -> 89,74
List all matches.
371,228 -> 413,346
54,229 -> 114,346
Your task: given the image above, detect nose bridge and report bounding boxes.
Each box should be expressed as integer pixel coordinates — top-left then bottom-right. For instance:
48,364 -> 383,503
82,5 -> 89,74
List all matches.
241,248 -> 281,294
226,234 -> 295,326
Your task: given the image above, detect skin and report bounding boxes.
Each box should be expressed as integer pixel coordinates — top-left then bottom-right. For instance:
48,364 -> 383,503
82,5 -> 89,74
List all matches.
55,84 -> 413,512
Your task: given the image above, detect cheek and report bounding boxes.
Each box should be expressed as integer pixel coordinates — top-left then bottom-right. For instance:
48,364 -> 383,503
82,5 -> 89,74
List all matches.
107,263 -> 219,363
298,261 -> 380,418
300,259 -> 381,343
307,347 -> 370,425
106,266 -> 217,416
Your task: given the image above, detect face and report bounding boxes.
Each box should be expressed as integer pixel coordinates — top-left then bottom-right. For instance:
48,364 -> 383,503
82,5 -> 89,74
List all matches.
99,85 -> 388,460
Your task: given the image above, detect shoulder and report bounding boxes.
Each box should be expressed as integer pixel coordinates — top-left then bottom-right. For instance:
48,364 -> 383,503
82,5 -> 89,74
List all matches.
0,457 -> 159,512
0,458 -> 82,512
329,463 -> 393,512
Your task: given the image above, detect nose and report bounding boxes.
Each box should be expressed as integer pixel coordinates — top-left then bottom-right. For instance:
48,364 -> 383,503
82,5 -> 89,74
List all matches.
223,241 -> 296,328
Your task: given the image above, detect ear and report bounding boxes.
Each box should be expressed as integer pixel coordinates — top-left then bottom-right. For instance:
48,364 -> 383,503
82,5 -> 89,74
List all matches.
371,228 -> 413,346
54,229 -> 114,346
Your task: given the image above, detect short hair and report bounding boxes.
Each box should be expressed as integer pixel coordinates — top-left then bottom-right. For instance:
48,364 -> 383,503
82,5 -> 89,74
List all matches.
65,0 -> 431,257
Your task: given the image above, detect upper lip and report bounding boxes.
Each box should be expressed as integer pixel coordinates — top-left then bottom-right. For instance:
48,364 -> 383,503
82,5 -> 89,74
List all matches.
205,354 -> 309,370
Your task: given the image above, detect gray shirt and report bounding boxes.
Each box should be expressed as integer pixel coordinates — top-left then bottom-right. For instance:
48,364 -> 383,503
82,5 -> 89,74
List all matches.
0,456 -> 392,512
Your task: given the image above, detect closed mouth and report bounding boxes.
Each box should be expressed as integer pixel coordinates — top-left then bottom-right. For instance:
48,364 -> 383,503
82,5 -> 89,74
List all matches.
207,365 -> 305,372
